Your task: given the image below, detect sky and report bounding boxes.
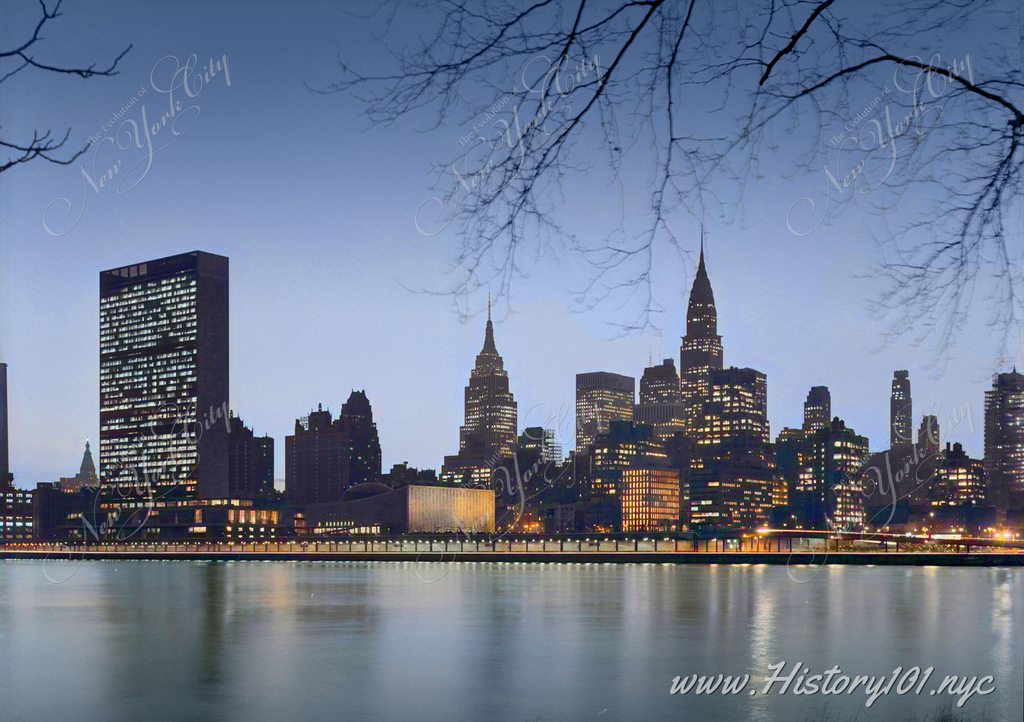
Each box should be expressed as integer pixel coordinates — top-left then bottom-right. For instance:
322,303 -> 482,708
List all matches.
1,0 -> 1019,488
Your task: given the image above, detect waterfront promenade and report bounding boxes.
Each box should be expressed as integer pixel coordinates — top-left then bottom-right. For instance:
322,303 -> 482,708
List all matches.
3,535 -> 1023,566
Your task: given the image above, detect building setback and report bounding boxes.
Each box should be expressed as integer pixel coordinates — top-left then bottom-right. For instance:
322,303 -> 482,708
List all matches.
99,251 -> 229,501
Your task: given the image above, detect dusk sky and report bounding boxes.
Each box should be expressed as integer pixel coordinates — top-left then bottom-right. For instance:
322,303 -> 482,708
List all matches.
1,0 -> 1018,487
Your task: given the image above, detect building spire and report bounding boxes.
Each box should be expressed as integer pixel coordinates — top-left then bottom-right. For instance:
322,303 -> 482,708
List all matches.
686,224 -> 717,338
481,295 -> 498,355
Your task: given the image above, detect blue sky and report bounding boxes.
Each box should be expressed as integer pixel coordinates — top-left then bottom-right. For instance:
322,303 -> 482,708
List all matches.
1,0 -> 1016,487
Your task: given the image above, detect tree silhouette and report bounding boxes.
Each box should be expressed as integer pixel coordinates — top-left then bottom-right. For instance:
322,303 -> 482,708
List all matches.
0,0 -> 131,173
322,0 -> 1023,360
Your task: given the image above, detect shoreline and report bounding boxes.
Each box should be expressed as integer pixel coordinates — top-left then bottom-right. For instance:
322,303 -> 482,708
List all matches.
3,549 -> 1022,566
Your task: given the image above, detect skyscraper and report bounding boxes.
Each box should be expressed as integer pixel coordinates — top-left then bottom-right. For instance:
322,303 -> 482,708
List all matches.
634,358 -> 687,440
689,367 -> 778,528
99,251 -> 229,500
575,372 -> 635,452
803,386 -> 831,433
459,303 -> 518,461
984,369 -> 1024,511
286,404 -> 349,505
341,390 -> 382,485
890,370 -> 913,448
680,236 -> 724,433
796,418 -> 870,530
0,362 -> 9,485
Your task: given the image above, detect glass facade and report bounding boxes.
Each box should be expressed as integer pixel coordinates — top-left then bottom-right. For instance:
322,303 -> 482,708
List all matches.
99,252 -> 229,504
575,372 -> 635,452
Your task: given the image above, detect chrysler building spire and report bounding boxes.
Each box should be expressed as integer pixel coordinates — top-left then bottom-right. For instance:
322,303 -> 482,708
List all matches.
680,227 -> 724,433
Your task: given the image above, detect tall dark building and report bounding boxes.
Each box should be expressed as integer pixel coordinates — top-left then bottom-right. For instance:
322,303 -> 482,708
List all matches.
793,417 -> 870,530
680,237 -> 724,434
99,251 -> 229,500
576,372 -> 634,452
0,362 -> 10,485
634,358 -> 686,440
341,390 -> 382,485
918,415 -> 940,456
803,386 -> 831,433
228,413 -> 274,500
890,370 -> 912,448
984,369 -> 1024,510
286,404 -> 350,505
459,303 -> 518,461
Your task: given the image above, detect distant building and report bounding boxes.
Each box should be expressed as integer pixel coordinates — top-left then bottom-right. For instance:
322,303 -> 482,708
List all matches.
932,442 -> 985,507
1,485 -> 33,540
228,414 -> 274,500
59,441 -> 99,492
890,370 -> 912,448
688,366 -> 781,529
774,427 -> 806,510
793,417 -> 870,530
576,372 -> 634,452
621,467 -> 680,532
918,415 -> 940,456
803,386 -> 831,433
519,427 -> 562,464
341,390 -> 382,485
634,359 -> 686,440
984,369 -> 1024,510
383,463 -> 437,489
33,482 -> 86,541
302,484 -> 495,534
0,362 -> 10,485
286,404 -> 350,505
99,251 -> 230,502
582,420 -> 666,500
459,302 -> 518,461
679,237 -> 724,434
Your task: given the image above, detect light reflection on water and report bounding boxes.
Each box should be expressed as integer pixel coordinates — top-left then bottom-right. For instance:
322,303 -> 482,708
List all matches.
0,561 -> 1020,722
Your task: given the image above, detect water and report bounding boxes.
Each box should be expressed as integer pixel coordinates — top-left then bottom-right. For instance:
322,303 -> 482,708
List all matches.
1,560 -> 1020,722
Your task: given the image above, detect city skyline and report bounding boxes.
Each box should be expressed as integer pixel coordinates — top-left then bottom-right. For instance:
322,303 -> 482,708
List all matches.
0,243 -> 1007,493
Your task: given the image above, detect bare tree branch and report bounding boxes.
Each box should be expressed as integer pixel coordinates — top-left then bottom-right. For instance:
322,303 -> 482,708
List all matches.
0,0 -> 132,172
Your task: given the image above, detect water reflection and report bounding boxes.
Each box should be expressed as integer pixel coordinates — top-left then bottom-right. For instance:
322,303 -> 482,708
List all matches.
0,561 -> 1019,722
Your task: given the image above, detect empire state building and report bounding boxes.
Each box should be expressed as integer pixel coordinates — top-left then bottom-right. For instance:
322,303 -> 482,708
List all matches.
459,302 -> 518,461
680,237 -> 724,433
